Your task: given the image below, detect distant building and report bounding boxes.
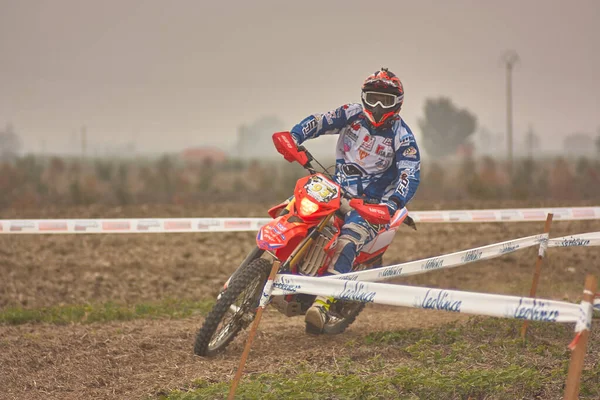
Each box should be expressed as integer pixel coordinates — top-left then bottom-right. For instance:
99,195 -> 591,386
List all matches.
181,147 -> 228,164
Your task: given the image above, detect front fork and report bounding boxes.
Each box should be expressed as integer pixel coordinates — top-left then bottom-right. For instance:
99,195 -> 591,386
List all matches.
219,212 -> 333,303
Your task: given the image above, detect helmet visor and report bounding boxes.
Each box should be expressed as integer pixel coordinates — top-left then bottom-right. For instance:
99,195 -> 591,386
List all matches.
362,91 -> 401,109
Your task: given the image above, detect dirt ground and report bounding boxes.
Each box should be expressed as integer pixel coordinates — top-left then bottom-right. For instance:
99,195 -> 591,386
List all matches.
1,202 -> 599,399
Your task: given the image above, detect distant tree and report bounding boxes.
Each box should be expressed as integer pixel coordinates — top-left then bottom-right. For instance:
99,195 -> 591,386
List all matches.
525,125 -> 540,159
596,127 -> 600,156
0,123 -> 22,161
236,116 -> 286,159
418,97 -> 477,158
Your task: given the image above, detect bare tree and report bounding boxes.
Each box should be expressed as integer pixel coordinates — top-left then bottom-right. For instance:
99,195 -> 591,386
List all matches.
0,123 -> 22,161
525,124 -> 540,160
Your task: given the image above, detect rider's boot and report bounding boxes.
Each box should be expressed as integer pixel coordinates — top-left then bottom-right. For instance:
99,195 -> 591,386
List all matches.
305,295 -> 334,334
305,236 -> 358,334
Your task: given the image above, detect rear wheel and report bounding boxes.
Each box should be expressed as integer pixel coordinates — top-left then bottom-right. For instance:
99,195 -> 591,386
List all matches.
308,301 -> 365,335
310,255 -> 382,335
194,258 -> 271,356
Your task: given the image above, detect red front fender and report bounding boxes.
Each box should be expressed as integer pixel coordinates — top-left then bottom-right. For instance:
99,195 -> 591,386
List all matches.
256,214 -> 309,260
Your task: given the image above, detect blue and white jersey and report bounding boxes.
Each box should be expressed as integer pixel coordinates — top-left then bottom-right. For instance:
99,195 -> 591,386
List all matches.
290,103 -> 420,208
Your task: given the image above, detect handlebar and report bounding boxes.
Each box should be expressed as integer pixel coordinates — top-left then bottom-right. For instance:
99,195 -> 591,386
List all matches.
299,147 -> 417,230
276,132 -> 416,229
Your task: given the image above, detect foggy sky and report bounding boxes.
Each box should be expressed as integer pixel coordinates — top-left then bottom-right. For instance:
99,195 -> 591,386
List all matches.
1,0 -> 599,156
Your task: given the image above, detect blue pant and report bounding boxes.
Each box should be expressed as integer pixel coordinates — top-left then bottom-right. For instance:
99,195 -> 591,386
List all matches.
330,210 -> 379,274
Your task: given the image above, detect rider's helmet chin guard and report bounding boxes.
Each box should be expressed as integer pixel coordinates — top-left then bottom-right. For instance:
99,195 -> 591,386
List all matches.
361,68 -> 404,129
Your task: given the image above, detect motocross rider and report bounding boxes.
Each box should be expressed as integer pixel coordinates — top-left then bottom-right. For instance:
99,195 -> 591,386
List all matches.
288,68 -> 421,333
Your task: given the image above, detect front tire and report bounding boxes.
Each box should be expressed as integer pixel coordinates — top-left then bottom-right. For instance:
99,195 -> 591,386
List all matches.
194,258 -> 271,356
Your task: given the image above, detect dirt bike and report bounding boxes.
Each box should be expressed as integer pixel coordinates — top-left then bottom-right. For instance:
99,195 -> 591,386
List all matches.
194,131 -> 415,356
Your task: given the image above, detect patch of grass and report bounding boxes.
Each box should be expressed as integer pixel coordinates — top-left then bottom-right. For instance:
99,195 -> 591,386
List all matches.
159,367 -> 547,400
0,298 -> 214,325
365,317 -> 599,399
161,317 -> 599,399
161,373 -> 402,400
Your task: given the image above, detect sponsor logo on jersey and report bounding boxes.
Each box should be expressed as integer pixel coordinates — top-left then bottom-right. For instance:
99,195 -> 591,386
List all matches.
346,130 -> 358,142
359,150 -> 369,160
324,110 -> 337,124
398,169 -> 411,196
360,135 -> 375,151
376,144 -> 393,158
302,119 -> 317,134
398,136 -> 412,147
375,158 -> 390,170
397,160 -> 420,170
403,146 -> 417,158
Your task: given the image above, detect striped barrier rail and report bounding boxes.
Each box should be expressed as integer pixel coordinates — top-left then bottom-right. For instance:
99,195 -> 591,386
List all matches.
271,274 -> 589,326
1,206 -> 599,235
272,234 -> 547,295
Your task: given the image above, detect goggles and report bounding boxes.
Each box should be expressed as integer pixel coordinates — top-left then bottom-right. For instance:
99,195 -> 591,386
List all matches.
361,91 -> 402,109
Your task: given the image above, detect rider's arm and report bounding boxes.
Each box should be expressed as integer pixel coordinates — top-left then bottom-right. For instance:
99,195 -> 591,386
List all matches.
290,103 -> 363,144
387,135 -> 421,213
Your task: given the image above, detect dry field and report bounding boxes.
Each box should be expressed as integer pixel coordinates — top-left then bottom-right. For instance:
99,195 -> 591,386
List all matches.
1,201 -> 599,399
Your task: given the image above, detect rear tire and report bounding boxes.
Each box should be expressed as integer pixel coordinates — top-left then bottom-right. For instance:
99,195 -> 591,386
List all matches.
194,258 -> 271,356
322,301 -> 366,335
313,255 -> 382,335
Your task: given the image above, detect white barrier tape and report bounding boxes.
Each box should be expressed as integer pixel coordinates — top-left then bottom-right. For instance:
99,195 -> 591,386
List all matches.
272,234 -> 547,295
548,232 -> 600,248
1,207 -> 599,234
408,207 -> 600,223
272,275 -> 582,323
575,301 -> 593,333
259,280 -> 274,308
538,238 -> 548,258
0,218 -> 271,234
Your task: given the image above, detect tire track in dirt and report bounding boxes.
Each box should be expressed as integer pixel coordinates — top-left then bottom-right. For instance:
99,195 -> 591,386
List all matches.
0,307 -> 467,400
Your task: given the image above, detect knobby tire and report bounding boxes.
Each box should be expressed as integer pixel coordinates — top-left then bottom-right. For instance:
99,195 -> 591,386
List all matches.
194,258 -> 271,356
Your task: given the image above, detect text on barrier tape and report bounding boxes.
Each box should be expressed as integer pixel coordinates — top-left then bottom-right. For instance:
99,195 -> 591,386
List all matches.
271,275 -> 582,324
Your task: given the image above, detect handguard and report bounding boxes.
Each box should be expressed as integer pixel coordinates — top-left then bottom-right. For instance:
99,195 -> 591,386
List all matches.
349,198 -> 391,225
272,131 -> 309,166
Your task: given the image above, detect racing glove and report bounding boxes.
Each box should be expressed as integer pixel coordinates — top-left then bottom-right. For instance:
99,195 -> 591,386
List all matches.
385,198 -> 403,217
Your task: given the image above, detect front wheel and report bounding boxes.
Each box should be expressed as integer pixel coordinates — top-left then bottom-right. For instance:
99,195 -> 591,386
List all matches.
194,258 -> 271,356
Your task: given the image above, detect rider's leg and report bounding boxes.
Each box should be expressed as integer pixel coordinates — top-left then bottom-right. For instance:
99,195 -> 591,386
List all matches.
305,210 -> 378,332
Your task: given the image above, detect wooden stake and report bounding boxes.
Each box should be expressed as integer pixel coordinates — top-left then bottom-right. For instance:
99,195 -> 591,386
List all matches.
563,275 -> 597,400
521,213 -> 554,339
228,260 -> 280,400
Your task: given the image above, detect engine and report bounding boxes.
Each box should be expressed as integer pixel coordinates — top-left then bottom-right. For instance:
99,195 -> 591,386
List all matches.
296,225 -> 338,276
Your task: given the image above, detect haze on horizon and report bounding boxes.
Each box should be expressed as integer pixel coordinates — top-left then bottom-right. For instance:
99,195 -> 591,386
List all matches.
1,0 -> 598,157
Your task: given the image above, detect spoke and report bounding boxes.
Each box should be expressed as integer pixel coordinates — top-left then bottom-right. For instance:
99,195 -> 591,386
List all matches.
208,276 -> 264,350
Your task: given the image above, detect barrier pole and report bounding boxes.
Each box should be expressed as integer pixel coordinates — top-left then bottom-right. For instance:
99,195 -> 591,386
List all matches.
521,213 -> 554,339
563,275 -> 597,400
228,260 -> 280,400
